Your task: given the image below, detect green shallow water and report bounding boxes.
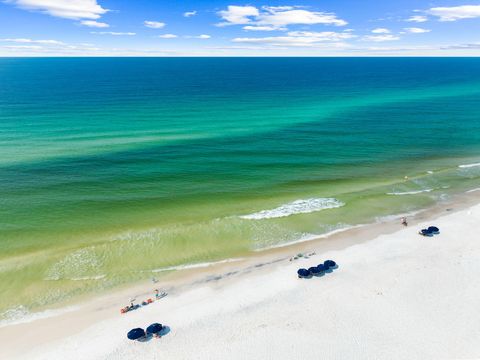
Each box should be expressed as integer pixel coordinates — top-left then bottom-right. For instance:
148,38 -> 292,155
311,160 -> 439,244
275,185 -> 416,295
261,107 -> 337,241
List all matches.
1,58 -> 480,321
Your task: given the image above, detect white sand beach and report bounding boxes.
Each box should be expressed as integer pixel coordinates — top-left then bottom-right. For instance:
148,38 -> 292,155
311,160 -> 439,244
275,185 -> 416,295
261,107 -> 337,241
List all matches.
2,199 -> 480,360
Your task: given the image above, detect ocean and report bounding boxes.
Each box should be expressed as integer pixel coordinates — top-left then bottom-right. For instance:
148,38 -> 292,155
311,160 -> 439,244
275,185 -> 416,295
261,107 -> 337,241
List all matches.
1,57 -> 480,322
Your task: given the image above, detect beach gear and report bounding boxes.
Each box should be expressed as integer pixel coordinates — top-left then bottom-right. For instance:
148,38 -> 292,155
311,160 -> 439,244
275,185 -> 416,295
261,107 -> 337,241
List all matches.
127,328 -> 146,340
146,323 -> 163,335
316,264 -> 327,273
324,260 -> 337,269
419,226 -> 440,236
297,268 -> 311,278
156,291 -> 167,300
427,226 -> 440,234
298,261 -> 337,278
419,229 -> 433,236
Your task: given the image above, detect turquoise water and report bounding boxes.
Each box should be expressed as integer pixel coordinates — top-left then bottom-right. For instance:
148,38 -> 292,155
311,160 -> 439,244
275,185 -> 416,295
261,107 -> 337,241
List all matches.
1,58 -> 480,320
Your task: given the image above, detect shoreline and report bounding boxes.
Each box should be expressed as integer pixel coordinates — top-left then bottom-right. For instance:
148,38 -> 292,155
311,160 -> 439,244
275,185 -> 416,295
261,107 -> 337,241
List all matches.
2,157 -> 479,319
1,190 -> 480,358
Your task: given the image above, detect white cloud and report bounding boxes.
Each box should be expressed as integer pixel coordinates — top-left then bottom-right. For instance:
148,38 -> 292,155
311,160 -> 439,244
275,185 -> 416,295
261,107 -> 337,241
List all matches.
406,15 -> 428,23
157,34 -> 178,39
287,31 -> 355,40
262,6 -> 296,12
243,25 -> 285,31
427,5 -> 480,21
80,20 -> 109,28
0,38 -> 108,55
144,21 -> 166,29
232,31 -> 355,47
184,34 -> 212,39
184,10 -> 197,17
363,34 -> 400,42
404,27 -> 430,34
233,37 -> 350,48
350,45 -> 433,53
257,8 -> 347,27
3,38 -> 480,57
371,28 -> 390,34
91,32 -> 136,36
441,42 -> 480,50
218,5 -> 259,25
218,5 -> 346,29
0,38 -> 64,44
3,45 -> 43,49
206,45 -> 282,51
6,0 -> 108,20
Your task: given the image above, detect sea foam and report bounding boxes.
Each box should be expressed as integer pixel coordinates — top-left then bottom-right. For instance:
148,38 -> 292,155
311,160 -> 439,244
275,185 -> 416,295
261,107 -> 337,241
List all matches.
0,305 -> 79,328
240,198 -> 345,220
255,225 -> 363,251
150,258 -> 244,273
466,188 -> 480,193
458,163 -> 480,168
387,189 -> 433,196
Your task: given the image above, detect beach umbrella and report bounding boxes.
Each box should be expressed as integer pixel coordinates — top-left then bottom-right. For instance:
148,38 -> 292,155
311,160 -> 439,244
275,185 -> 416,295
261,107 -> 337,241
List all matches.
309,266 -> 321,275
127,328 -> 146,340
146,323 -> 163,334
420,229 -> 433,236
297,268 -> 311,278
427,226 -> 439,234
316,264 -> 326,273
324,260 -> 336,269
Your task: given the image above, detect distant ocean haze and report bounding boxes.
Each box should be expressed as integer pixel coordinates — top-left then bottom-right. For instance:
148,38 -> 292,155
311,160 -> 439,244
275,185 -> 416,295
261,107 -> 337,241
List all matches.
0,57 -> 479,322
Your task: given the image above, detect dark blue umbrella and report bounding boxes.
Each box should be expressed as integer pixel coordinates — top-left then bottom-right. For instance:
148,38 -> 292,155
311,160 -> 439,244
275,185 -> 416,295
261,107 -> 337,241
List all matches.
146,323 -> 163,334
324,260 -> 336,269
420,229 -> 433,236
127,328 -> 146,340
427,226 -> 439,234
316,264 -> 326,272
309,266 -> 321,275
297,268 -> 311,278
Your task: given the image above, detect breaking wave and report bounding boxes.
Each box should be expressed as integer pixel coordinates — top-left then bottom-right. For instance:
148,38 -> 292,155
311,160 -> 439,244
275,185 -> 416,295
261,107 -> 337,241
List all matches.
0,305 -> 79,328
240,198 -> 345,220
466,188 -> 480,193
387,189 -> 433,196
255,225 -> 364,251
150,258 -> 244,273
459,162 -> 480,168
44,248 -> 104,281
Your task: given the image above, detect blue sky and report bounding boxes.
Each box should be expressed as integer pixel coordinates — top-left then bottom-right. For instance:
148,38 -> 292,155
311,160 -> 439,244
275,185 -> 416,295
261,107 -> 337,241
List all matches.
1,0 -> 480,56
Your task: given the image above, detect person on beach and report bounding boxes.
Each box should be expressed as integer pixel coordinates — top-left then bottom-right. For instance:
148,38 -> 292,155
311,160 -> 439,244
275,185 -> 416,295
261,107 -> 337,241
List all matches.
155,289 -> 166,299
401,217 -> 408,226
